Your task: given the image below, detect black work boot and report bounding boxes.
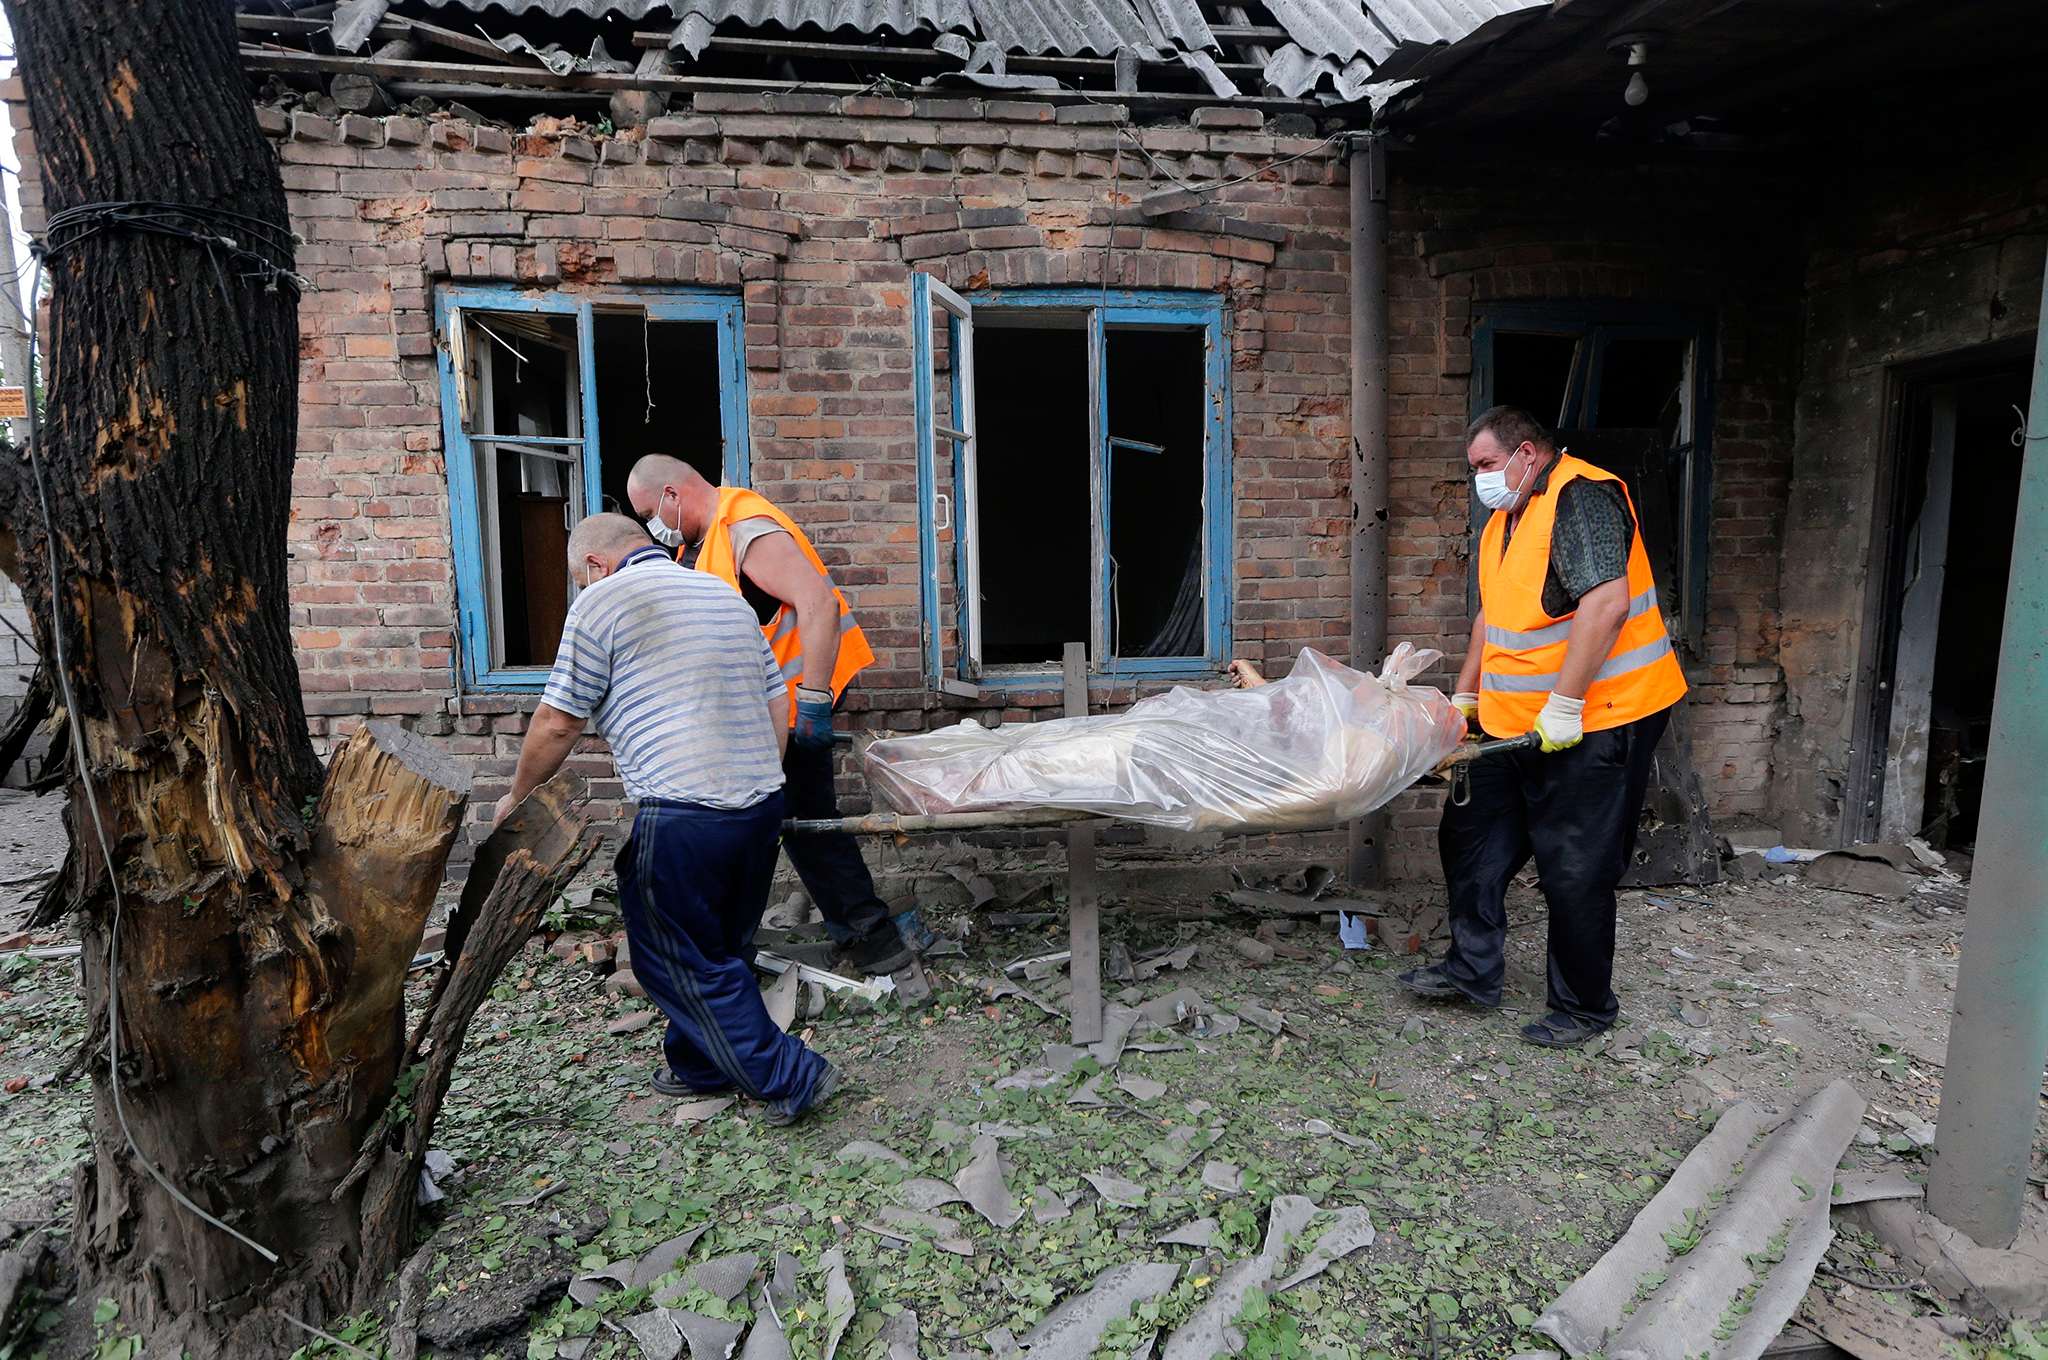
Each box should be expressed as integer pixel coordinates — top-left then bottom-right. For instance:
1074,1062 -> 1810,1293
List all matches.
837,926 -> 913,976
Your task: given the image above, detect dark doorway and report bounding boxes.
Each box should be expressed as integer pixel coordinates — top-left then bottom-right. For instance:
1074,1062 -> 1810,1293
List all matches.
593,312 -> 723,513
974,326 -> 1092,666
1868,354 -> 2031,850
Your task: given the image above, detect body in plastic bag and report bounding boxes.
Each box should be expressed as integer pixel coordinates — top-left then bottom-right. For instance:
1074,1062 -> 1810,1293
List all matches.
863,645 -> 1469,835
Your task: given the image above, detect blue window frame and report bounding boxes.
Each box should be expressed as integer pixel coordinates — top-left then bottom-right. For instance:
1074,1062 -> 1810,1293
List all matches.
1470,302 -> 1715,652
437,286 -> 748,689
913,279 -> 1232,692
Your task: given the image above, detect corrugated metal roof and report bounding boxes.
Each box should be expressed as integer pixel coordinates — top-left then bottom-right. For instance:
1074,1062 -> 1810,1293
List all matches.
307,0 -> 1528,105
669,0 -> 972,36
965,0 -> 1162,57
1263,42 -> 1375,101
434,0 -> 972,31
1136,0 -> 1220,53
429,0 -> 675,16
1260,0 -> 1393,64
1372,0 -> 1529,47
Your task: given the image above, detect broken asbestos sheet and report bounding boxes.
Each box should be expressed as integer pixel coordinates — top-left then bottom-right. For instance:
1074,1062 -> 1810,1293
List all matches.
1536,1079 -> 1866,1360
864,646 -> 1466,834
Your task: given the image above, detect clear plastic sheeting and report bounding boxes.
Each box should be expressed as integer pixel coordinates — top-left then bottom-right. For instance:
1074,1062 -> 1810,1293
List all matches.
865,646 -> 1468,835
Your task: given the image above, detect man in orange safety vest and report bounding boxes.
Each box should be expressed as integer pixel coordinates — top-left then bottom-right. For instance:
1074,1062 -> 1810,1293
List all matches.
1398,407 -> 1687,1048
627,455 -> 915,978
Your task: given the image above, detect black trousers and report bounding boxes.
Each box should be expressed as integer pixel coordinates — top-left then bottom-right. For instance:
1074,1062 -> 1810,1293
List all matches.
1436,706 -> 1669,1028
780,736 -> 892,945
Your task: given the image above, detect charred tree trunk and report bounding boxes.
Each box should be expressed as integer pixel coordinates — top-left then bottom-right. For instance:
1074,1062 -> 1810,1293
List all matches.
0,5 -> 483,1354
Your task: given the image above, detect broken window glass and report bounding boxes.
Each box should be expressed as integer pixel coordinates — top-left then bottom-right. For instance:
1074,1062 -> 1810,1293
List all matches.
473,312 -> 582,669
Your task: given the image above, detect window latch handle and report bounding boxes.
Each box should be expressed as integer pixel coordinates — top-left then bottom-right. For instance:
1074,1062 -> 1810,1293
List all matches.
934,492 -> 951,533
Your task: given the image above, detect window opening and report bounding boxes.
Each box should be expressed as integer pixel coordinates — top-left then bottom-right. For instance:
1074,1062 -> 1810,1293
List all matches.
914,284 -> 1229,688
1490,332 -> 1579,427
1473,308 -> 1712,651
973,325 -> 1093,667
1107,328 -> 1207,658
1594,337 -> 1690,445
443,289 -> 746,687
592,310 -> 724,512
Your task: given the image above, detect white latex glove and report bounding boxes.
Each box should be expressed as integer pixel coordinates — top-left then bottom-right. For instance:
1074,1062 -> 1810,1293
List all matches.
1533,693 -> 1585,753
1451,691 -> 1480,722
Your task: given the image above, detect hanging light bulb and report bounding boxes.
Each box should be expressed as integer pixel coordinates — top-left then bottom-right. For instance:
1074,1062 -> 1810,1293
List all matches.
1608,33 -> 1661,109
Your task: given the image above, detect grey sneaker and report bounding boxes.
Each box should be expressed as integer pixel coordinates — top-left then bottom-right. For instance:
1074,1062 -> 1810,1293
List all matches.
764,1062 -> 842,1127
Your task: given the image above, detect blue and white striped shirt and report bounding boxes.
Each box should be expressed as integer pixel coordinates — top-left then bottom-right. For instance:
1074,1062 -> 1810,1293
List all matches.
541,546 -> 786,808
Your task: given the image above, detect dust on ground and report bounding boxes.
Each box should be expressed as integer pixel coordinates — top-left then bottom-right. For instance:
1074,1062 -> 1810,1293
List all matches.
0,789 -> 2036,1359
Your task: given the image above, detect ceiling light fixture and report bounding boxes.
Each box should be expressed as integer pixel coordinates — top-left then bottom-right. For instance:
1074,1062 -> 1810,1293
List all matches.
1607,32 -> 1663,108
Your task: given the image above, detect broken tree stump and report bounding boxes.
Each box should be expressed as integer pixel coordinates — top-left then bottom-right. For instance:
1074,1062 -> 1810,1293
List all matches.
349,766 -> 595,1303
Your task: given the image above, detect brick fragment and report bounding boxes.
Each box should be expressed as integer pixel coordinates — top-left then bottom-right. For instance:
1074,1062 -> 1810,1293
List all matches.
647,115 -> 717,140
843,96 -> 914,118
1190,106 -> 1263,130
291,111 -> 338,143
338,114 -> 383,146
693,92 -> 771,114
958,206 -> 1026,229
984,101 -> 1055,123
1057,103 -> 1127,125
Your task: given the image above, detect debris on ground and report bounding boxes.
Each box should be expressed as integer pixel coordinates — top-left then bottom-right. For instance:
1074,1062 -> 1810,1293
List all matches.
1536,1080 -> 1865,1358
2,791 -> 2033,1360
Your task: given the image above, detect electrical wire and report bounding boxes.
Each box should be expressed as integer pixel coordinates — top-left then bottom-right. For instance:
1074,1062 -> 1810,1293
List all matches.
17,254 -> 282,1266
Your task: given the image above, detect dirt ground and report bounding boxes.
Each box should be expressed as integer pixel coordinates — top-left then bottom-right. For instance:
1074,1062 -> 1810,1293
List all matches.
1,786 -> 2040,1360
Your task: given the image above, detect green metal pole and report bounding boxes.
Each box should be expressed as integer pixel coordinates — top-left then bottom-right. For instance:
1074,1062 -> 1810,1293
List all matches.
1925,251 -> 2048,1248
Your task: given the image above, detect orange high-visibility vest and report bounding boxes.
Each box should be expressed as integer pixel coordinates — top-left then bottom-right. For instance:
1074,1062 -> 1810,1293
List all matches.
1476,454 -> 1687,738
688,486 -> 875,713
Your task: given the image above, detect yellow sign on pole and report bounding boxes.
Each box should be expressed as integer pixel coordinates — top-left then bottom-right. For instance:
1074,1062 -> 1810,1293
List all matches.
0,387 -> 25,419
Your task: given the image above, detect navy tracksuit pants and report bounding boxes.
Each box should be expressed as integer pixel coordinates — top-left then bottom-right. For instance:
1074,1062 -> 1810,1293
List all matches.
1436,707 -> 1669,1028
616,791 -> 827,1106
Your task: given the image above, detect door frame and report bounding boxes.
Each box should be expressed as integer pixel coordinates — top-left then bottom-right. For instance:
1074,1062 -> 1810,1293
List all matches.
1844,333 -> 2036,845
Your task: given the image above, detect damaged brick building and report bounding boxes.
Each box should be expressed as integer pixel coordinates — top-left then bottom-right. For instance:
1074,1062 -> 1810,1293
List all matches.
2,0 -> 2041,879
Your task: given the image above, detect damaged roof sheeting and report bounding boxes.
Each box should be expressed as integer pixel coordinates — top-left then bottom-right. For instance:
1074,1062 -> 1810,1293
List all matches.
1259,0 -> 1544,97
327,0 -> 1539,104
1536,1079 -> 1867,1360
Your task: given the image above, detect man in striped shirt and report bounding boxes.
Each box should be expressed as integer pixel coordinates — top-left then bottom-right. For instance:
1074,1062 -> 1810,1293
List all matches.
493,513 -> 840,1125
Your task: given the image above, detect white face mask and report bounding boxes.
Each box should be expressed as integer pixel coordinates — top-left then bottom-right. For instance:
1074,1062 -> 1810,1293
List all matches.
1473,449 -> 1533,511
645,498 -> 685,549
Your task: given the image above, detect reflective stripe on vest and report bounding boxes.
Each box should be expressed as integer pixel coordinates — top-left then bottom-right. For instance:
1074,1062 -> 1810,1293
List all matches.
1481,634 -> 1676,692
1484,585 -> 1661,651
1474,454 -> 1688,737
689,486 -> 876,711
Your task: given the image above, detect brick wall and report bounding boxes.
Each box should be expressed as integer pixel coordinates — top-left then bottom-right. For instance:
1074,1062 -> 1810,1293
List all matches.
23,83 -> 1967,876
3,92 -> 1365,856
1776,136 -> 2048,845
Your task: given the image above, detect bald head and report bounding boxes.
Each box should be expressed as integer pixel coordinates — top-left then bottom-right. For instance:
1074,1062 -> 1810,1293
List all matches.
622,455 -> 710,545
566,513 -> 653,587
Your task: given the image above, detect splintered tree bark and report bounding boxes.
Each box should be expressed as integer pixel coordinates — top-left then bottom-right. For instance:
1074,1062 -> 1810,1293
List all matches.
0,5 -> 479,1354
